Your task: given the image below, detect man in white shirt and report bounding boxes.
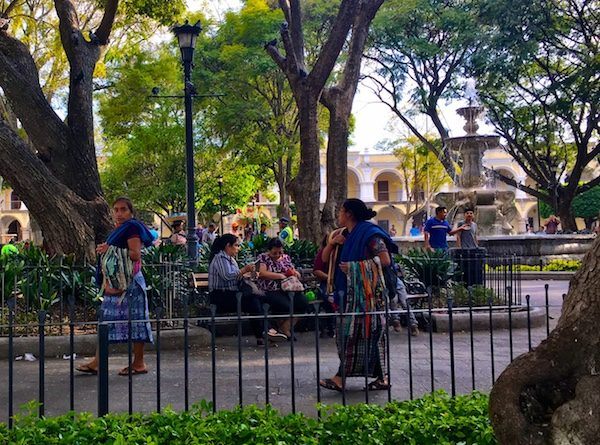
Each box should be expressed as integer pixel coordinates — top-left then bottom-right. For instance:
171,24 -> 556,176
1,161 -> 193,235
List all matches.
201,222 -> 217,246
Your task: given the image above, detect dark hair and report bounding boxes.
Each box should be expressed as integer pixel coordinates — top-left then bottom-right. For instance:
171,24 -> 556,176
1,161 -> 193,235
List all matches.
209,234 -> 238,262
208,222 -> 216,228
342,199 -> 377,222
435,206 -> 447,214
266,237 -> 284,250
464,207 -> 475,213
112,196 -> 134,214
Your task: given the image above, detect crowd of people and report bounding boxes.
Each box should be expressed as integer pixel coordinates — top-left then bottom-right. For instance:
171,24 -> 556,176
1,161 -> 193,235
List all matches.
76,194 -> 580,394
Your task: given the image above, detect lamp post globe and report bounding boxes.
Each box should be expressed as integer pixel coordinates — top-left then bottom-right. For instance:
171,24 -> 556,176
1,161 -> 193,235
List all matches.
172,20 -> 202,262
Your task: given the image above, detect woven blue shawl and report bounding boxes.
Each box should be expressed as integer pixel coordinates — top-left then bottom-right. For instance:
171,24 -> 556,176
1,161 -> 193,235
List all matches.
333,221 -> 398,298
106,218 -> 154,249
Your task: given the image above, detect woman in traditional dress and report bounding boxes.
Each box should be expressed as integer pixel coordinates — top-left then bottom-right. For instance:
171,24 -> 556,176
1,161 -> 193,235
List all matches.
319,198 -> 398,391
257,238 -> 308,340
77,197 -> 154,376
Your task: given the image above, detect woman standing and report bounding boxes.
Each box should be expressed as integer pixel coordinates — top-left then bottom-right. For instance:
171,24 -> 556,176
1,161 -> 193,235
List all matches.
319,198 -> 398,391
257,238 -> 308,339
77,197 -> 154,376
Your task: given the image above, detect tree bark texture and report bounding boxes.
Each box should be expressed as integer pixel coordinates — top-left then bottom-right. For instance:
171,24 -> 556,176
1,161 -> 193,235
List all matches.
0,0 -> 116,259
267,0 -> 362,243
320,0 -> 384,235
489,236 -> 600,444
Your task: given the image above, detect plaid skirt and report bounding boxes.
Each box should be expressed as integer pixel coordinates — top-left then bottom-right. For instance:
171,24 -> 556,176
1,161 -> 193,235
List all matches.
100,273 -> 153,344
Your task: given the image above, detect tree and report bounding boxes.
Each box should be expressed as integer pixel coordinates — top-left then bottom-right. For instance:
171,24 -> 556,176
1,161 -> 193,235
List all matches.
195,0 -> 298,220
365,0 -> 481,179
473,0 -> 600,231
571,185 -> 600,230
489,237 -> 600,444
318,0 -> 384,233
265,0 -> 384,242
0,0 -> 184,259
393,137 -> 450,233
99,47 -> 259,226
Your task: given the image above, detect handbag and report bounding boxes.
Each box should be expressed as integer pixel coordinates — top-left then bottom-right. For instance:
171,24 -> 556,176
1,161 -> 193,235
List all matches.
240,277 -> 265,297
281,276 -> 305,292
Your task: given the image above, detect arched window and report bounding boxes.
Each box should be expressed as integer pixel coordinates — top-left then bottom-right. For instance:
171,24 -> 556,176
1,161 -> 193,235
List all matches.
7,220 -> 21,241
10,191 -> 21,210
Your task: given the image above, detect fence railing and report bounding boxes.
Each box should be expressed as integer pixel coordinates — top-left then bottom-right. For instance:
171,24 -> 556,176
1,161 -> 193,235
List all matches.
0,273 -> 567,425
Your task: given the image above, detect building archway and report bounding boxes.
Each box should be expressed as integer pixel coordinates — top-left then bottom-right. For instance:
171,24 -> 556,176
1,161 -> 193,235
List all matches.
7,219 -> 21,241
373,171 -> 403,203
348,169 -> 360,199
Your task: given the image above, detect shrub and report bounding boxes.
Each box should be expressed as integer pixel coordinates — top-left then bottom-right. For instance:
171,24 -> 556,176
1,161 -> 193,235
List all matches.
515,259 -> 581,272
397,249 -> 459,289
0,392 -> 495,444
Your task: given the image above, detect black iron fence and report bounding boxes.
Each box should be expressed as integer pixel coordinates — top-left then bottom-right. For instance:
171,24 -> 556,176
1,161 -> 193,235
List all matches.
0,256 -> 567,425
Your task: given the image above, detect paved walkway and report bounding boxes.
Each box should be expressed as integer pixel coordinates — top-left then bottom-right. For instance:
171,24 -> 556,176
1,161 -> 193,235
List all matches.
0,280 -> 569,420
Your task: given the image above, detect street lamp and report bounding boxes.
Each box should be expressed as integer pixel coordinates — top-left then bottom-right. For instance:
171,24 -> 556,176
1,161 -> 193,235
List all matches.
218,176 -> 224,234
173,20 -> 202,261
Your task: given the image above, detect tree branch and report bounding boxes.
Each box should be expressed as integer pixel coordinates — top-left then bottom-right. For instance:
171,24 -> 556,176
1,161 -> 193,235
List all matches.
95,0 -> 119,44
0,30 -> 68,161
308,0 -> 359,92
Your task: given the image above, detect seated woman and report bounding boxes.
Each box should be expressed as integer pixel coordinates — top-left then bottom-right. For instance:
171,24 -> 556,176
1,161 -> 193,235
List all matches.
257,238 -> 308,340
208,234 -> 266,345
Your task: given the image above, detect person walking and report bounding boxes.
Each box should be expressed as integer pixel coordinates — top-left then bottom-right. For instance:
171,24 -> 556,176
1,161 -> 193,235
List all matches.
319,198 -> 398,392
77,197 -> 154,376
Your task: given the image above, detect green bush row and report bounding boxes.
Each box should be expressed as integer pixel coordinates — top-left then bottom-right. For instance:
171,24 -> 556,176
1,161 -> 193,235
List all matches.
0,392 -> 495,445
516,259 -> 581,271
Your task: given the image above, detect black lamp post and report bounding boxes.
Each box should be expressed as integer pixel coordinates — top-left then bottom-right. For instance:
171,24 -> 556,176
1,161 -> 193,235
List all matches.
173,20 -> 202,261
218,176 -> 224,234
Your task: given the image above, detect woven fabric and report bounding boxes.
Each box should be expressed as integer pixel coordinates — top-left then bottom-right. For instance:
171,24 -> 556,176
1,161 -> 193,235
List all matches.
336,259 -> 387,378
100,273 -> 153,344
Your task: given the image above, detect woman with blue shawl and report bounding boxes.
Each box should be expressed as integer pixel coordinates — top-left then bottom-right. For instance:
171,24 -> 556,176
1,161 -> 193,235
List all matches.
77,197 -> 154,376
319,199 -> 398,392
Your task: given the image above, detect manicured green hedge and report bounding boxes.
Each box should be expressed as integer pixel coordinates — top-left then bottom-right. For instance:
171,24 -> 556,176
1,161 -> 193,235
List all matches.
516,259 -> 581,271
0,392 -> 495,445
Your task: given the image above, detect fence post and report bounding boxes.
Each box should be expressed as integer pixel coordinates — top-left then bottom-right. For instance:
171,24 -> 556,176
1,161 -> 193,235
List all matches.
38,310 -> 46,418
447,296 -> 456,397
97,312 -> 109,417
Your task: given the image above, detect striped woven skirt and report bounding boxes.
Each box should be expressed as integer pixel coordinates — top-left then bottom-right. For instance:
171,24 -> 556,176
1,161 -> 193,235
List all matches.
100,273 -> 153,344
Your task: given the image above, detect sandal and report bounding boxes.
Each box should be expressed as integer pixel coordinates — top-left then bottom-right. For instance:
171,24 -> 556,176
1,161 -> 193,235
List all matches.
76,364 -> 98,375
118,366 -> 148,376
319,378 -> 343,392
365,379 -> 391,391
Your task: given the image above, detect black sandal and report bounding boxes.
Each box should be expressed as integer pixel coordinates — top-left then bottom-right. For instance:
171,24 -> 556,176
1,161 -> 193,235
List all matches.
319,378 -> 343,392
365,379 -> 391,391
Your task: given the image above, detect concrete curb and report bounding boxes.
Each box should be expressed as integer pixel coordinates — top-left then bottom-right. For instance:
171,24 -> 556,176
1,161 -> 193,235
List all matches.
432,306 -> 546,332
0,326 -> 212,359
519,271 -> 575,281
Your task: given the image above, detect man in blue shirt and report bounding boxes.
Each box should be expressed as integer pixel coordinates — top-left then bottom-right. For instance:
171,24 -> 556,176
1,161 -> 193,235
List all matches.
424,206 -> 465,251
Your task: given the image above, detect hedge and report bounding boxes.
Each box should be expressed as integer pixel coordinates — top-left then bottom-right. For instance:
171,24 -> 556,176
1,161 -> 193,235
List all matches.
0,391 -> 495,445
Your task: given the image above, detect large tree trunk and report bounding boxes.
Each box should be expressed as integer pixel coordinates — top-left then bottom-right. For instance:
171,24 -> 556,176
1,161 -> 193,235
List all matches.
555,198 -> 577,232
320,88 -> 350,235
320,0 -> 384,235
489,236 -> 600,444
288,92 -> 322,243
0,1 -> 118,259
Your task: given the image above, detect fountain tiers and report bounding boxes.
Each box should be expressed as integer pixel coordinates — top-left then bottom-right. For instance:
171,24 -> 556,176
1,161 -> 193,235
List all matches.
436,105 -> 518,235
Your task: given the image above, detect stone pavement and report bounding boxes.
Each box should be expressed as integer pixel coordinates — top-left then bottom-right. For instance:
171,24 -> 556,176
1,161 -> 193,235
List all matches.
0,280 -> 569,420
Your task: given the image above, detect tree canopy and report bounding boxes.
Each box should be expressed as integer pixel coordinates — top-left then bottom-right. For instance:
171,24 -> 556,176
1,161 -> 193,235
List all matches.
472,0 -> 600,230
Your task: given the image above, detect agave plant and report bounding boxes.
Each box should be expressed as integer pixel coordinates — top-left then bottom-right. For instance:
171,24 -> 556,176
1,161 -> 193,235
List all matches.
397,248 -> 459,290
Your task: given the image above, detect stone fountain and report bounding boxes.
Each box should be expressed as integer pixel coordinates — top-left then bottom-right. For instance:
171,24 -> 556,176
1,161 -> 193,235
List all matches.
435,100 -> 517,235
